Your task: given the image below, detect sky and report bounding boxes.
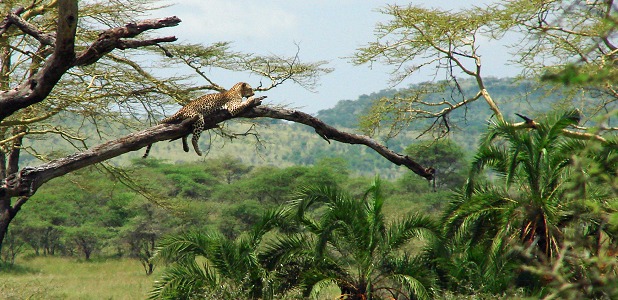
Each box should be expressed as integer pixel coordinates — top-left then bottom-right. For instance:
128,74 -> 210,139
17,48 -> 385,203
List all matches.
154,0 -> 521,114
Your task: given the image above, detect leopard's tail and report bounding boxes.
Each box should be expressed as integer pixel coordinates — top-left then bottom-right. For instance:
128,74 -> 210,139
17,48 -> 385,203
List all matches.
143,114 -> 180,158
143,111 -> 186,158
142,144 -> 153,158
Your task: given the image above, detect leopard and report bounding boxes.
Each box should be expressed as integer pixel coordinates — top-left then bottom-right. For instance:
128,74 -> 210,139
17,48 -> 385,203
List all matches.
142,82 -> 258,158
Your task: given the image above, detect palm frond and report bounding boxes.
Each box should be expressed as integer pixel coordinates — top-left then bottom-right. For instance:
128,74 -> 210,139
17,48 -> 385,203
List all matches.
290,184 -> 349,230
543,109 -> 582,145
308,278 -> 338,300
248,206 -> 292,245
149,259 -> 209,300
206,237 -> 258,281
259,233 -> 315,270
467,144 -> 510,196
390,274 -> 432,300
152,230 -> 218,264
443,184 -> 511,241
388,213 -> 440,249
364,176 -> 387,254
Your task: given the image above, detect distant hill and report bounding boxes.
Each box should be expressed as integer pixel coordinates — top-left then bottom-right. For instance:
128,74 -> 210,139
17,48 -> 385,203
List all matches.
20,77 -> 593,178
315,77 -> 574,130
316,76 -> 598,151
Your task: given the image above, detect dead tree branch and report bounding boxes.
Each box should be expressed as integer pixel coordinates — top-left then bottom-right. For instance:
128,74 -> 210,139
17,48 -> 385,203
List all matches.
73,17 -> 180,66
0,98 -> 434,199
240,107 -> 436,180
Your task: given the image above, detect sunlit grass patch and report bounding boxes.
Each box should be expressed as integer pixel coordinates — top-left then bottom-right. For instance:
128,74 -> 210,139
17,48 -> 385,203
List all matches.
0,256 -> 157,299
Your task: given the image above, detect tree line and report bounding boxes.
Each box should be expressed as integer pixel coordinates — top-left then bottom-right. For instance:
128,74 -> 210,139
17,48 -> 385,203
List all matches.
2,148 -> 460,271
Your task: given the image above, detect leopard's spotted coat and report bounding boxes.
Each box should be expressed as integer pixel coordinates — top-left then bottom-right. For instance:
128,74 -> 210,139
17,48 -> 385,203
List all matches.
143,82 -> 256,158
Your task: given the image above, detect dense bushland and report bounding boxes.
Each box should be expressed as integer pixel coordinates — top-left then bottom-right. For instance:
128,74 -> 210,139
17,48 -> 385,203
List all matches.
2,153 -> 450,264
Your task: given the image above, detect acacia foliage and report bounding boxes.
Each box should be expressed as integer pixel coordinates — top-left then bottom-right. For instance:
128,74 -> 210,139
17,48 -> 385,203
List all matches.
353,1 -> 617,141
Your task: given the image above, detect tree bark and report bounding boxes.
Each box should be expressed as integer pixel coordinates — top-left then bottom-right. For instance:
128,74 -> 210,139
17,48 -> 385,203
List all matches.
0,201 -> 12,254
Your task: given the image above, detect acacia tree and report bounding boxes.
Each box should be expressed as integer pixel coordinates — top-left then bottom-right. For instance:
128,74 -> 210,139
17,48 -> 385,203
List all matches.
403,139 -> 468,190
354,0 -> 617,140
0,0 -> 435,251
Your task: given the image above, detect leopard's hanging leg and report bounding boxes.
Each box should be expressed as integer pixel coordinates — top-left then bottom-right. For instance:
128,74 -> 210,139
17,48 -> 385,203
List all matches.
191,115 -> 205,156
182,136 -> 190,152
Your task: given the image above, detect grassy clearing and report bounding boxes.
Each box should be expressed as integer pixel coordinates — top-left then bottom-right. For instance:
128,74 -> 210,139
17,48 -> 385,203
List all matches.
0,256 -> 343,299
0,256 -> 157,300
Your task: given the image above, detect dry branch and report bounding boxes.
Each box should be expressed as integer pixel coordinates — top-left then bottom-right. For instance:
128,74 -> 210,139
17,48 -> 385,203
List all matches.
0,97 -> 434,198
74,16 -> 180,66
240,107 -> 436,180
3,10 -> 56,46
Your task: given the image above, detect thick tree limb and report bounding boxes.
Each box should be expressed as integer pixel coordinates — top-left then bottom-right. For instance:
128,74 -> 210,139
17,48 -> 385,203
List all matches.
3,11 -> 55,46
74,16 -> 180,66
0,7 -> 24,37
0,115 -> 197,198
0,0 -> 180,122
0,97 -> 434,198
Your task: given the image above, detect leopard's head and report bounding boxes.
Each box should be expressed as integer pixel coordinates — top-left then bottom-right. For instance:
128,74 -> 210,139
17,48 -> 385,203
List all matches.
232,82 -> 255,98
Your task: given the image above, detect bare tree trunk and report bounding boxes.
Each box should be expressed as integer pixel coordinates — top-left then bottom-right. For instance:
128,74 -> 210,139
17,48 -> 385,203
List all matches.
0,196 -> 14,254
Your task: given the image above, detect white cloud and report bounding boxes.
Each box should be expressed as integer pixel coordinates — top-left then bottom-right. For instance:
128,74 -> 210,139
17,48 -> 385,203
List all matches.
160,0 -> 298,42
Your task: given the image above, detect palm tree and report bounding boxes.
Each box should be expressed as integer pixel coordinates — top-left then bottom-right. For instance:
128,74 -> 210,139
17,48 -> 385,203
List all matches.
443,110 -> 594,259
263,177 -> 440,300
148,207 -> 291,300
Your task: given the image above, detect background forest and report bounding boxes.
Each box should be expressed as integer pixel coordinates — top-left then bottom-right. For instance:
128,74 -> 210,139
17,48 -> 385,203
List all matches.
1,1 -> 617,300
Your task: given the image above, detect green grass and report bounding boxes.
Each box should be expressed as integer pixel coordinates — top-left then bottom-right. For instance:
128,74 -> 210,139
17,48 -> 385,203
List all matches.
0,255 -> 343,299
0,256 -> 157,300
